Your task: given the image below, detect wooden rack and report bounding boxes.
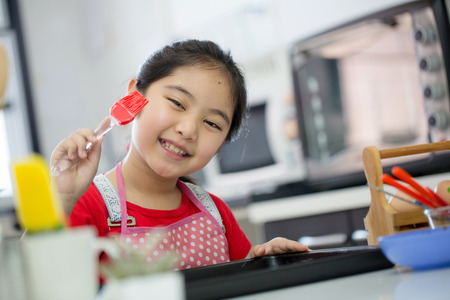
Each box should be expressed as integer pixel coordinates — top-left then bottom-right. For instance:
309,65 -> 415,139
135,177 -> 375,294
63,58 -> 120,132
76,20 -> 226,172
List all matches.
362,140 -> 450,245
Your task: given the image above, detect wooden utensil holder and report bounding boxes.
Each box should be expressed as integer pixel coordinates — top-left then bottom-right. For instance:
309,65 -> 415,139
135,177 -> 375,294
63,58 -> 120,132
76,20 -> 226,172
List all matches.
363,140 -> 450,245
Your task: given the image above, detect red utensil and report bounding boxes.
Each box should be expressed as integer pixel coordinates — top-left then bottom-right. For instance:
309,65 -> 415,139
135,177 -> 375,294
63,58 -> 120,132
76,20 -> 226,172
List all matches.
425,186 -> 449,207
391,166 -> 442,207
50,91 -> 148,176
380,174 -> 438,208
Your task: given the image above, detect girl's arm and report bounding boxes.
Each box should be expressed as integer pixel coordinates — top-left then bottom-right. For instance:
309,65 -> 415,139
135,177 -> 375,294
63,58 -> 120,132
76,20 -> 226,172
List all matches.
50,128 -> 103,216
249,237 -> 310,258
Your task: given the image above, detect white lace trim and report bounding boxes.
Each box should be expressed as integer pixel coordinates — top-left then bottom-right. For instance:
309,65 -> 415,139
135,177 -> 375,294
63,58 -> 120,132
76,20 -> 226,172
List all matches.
93,174 -> 122,222
183,182 -> 226,234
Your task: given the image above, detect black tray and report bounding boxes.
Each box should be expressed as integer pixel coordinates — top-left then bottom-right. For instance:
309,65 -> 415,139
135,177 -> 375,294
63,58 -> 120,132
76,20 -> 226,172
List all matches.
181,245 -> 393,300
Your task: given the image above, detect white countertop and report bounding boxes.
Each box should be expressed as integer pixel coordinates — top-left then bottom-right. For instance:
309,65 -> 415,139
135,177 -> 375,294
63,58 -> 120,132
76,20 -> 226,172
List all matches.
247,172 -> 450,224
228,266 -> 450,300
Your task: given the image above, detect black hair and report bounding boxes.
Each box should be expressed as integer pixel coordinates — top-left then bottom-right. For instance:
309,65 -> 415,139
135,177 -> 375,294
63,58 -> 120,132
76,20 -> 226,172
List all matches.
135,39 -> 247,142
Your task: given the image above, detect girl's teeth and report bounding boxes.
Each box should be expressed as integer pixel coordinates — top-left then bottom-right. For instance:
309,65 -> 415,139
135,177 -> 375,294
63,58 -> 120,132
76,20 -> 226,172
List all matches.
163,141 -> 187,156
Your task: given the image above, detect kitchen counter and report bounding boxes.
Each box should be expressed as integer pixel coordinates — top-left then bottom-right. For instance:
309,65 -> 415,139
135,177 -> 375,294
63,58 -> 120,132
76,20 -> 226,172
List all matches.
228,266 -> 450,300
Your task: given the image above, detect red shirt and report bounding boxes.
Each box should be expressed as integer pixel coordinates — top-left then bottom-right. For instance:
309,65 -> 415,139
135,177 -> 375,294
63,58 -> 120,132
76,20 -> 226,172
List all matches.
69,182 -> 251,261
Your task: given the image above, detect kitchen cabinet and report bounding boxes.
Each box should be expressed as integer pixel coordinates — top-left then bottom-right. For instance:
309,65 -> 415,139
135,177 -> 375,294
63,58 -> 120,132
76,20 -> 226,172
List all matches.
238,183 -> 372,246
264,207 -> 369,249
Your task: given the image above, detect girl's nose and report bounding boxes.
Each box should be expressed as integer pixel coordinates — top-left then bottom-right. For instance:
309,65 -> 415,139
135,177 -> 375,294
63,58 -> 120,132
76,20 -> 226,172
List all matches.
175,117 -> 198,141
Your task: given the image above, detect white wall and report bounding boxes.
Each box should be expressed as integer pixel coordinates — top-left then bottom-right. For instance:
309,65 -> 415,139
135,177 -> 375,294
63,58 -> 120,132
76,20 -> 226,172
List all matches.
18,0 -> 412,172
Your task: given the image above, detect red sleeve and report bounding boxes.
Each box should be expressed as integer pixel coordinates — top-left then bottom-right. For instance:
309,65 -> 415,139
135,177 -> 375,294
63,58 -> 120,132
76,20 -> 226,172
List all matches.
69,182 -> 110,237
208,193 -> 252,260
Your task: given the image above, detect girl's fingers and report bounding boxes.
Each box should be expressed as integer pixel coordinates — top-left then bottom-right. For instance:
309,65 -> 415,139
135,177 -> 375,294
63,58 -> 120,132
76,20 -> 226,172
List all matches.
51,128 -> 97,163
249,245 -> 264,258
254,245 -> 266,256
52,138 -> 77,161
250,238 -> 310,258
70,129 -> 97,158
277,238 -> 310,253
69,133 -> 88,159
88,136 -> 103,162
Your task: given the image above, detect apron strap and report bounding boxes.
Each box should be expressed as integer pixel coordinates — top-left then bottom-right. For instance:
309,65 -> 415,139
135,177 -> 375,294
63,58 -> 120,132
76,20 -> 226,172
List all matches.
93,174 -> 122,222
116,162 -> 130,233
180,181 -> 226,234
94,170 -> 134,227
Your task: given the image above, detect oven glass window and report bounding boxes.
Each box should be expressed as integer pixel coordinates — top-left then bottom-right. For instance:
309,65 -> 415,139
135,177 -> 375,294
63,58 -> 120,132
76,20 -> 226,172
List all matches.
292,11 -> 433,178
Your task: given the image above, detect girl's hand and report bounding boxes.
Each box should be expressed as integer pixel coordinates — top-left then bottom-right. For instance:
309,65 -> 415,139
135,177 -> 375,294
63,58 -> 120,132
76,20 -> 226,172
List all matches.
249,237 -> 310,258
50,128 -> 103,215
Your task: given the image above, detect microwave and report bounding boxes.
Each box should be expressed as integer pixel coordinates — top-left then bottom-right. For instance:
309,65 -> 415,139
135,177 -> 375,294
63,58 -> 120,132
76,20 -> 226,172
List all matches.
290,0 -> 450,189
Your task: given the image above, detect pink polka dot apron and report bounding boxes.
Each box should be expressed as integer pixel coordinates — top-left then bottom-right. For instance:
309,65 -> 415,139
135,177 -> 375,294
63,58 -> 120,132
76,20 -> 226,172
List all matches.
111,162 -> 230,270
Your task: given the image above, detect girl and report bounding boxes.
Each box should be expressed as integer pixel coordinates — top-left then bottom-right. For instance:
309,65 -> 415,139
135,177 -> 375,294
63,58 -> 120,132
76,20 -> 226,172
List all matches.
51,39 -> 308,271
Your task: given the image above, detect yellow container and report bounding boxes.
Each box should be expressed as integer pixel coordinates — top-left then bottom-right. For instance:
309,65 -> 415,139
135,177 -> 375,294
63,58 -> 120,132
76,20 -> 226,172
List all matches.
12,154 -> 66,232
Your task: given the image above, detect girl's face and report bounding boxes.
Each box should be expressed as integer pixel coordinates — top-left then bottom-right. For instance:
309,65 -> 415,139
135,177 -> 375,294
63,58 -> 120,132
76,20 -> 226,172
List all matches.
129,65 -> 234,180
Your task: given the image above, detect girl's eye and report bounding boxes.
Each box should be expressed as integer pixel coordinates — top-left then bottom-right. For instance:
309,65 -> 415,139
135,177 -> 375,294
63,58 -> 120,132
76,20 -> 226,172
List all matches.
169,98 -> 184,110
205,120 -> 222,131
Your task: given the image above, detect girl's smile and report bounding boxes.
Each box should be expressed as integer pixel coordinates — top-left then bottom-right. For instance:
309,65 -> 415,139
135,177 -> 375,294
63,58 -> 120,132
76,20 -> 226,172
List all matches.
160,138 -> 191,159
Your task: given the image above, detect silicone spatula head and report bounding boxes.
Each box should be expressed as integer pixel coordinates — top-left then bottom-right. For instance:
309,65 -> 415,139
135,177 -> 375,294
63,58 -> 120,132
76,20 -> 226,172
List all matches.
12,154 -> 66,232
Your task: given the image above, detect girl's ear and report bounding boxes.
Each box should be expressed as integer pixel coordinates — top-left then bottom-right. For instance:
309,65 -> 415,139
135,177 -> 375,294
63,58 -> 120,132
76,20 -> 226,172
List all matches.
127,78 -> 139,94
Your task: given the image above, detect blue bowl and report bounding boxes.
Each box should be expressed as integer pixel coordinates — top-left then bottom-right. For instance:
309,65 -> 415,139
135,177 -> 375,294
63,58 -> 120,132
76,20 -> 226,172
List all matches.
378,227 -> 450,270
